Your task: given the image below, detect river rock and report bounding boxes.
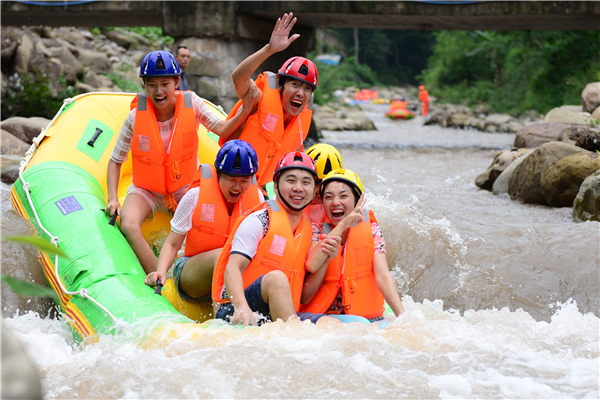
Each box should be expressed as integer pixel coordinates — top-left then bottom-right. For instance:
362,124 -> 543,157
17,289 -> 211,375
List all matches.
1,117 -> 51,144
582,82 -> 600,114
1,155 -> 22,184
1,27 -> 19,65
1,130 -> 30,156
1,322 -> 43,400
573,170 -> 600,222
484,114 -> 515,131
78,49 -> 111,73
508,141 -> 587,204
562,125 -> 600,152
543,106 -> 596,125
592,106 -> 600,121
14,33 -> 33,74
448,113 -> 472,128
492,150 -> 533,195
48,46 -> 83,76
475,148 -> 531,191
514,123 -> 573,148
541,152 -> 600,207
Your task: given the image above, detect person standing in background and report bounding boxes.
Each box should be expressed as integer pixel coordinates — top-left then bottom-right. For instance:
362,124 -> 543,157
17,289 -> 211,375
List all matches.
419,85 -> 430,117
175,46 -> 191,91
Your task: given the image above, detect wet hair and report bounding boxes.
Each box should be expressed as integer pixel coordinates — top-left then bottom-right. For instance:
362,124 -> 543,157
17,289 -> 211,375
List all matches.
322,180 -> 361,206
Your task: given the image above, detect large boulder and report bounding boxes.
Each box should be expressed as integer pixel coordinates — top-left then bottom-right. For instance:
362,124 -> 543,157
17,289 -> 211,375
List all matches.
475,148 -> 531,191
582,82 -> 600,114
514,123 -> 574,148
0,117 -> 51,144
508,141 -> 587,204
573,170 -> 600,222
541,152 -> 600,207
1,130 -> 30,156
492,150 -> 533,195
543,106 -> 596,125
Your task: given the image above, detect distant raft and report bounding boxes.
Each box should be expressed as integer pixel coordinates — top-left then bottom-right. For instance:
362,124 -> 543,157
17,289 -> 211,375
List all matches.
385,109 -> 416,120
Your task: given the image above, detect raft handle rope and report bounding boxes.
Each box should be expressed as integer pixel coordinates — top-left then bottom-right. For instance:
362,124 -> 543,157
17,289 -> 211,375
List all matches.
17,92 -> 141,325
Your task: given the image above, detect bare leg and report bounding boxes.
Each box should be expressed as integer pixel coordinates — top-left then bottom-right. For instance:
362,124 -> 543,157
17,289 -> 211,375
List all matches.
119,193 -> 157,274
260,270 -> 296,322
316,316 -> 341,324
179,248 -> 222,299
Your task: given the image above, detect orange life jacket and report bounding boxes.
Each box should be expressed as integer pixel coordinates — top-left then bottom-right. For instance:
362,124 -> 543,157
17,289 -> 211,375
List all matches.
184,164 -> 263,256
390,100 -> 407,111
307,204 -> 326,224
223,72 -> 313,187
131,91 -> 198,208
212,199 -> 313,311
419,89 -> 430,103
299,209 -> 385,319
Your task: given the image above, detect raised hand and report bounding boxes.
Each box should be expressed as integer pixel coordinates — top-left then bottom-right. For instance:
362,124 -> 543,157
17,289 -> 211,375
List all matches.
343,193 -> 367,229
268,13 -> 300,54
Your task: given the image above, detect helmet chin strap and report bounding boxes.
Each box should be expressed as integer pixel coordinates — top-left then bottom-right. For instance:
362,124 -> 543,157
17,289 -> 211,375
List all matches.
276,182 -> 314,213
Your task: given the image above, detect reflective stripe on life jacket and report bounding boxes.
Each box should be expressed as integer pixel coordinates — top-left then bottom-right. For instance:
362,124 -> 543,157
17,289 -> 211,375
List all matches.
131,91 -> 198,207
184,164 -> 262,256
299,209 -> 385,319
223,72 -> 313,187
211,199 -> 313,311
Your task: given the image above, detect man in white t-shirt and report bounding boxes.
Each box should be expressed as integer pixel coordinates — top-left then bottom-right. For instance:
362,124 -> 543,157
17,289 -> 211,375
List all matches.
212,152 -> 343,326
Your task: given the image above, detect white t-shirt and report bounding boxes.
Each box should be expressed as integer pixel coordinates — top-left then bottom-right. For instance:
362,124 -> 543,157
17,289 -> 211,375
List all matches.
110,92 -> 222,163
229,209 -> 270,260
170,186 -> 265,236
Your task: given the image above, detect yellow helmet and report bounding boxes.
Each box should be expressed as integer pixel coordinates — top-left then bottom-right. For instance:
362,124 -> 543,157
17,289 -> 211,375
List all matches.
320,168 -> 364,200
306,143 -> 343,181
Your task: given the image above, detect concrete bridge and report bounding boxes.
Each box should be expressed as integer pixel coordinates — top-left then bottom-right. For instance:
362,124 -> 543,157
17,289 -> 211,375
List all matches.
3,1 -> 599,38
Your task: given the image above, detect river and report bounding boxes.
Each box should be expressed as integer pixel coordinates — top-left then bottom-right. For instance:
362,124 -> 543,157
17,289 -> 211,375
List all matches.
2,103 -> 599,399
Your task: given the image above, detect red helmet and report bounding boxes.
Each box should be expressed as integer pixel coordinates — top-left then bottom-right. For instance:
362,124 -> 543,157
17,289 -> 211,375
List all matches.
277,56 -> 318,90
419,85 -> 425,90
273,151 -> 318,182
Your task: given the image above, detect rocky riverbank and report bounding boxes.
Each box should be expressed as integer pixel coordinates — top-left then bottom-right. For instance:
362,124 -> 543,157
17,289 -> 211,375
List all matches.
474,82 -> 600,222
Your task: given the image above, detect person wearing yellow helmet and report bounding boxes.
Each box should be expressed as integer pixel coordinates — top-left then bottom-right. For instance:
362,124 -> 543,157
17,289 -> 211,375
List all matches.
305,143 -> 344,223
302,169 -> 405,323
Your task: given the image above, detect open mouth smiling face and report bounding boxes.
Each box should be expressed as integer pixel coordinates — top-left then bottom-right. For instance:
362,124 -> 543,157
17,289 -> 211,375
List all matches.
281,79 -> 313,116
144,77 -> 178,109
219,175 -> 252,203
322,181 -> 357,226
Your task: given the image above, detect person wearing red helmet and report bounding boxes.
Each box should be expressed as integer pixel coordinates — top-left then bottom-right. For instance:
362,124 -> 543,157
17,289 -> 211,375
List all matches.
211,151 -> 342,326
223,13 -> 319,188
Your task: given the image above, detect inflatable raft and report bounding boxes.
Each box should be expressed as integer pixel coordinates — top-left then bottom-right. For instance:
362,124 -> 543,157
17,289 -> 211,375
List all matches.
10,92 -> 391,344
9,92 -> 228,342
385,109 -> 416,120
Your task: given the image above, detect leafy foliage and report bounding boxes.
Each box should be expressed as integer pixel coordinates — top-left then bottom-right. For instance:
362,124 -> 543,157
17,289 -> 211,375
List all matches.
418,30 -> 600,114
1,71 -> 78,119
311,56 -> 382,105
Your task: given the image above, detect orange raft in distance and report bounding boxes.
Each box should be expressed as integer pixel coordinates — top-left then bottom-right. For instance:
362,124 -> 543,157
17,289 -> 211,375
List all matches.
385,108 -> 416,120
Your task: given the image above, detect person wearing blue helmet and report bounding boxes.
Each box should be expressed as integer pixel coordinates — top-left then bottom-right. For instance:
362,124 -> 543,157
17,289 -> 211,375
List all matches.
106,50 -> 258,275
145,140 -> 264,302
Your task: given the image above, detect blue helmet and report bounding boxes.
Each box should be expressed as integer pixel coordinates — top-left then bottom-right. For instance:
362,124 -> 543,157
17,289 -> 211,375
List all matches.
139,51 -> 181,78
214,140 -> 259,177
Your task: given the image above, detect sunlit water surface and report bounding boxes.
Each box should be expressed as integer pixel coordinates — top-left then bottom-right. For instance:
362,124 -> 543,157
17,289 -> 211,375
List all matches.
2,104 -> 598,399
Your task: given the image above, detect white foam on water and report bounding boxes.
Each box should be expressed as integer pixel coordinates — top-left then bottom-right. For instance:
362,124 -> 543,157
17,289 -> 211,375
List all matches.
4,297 -> 598,399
